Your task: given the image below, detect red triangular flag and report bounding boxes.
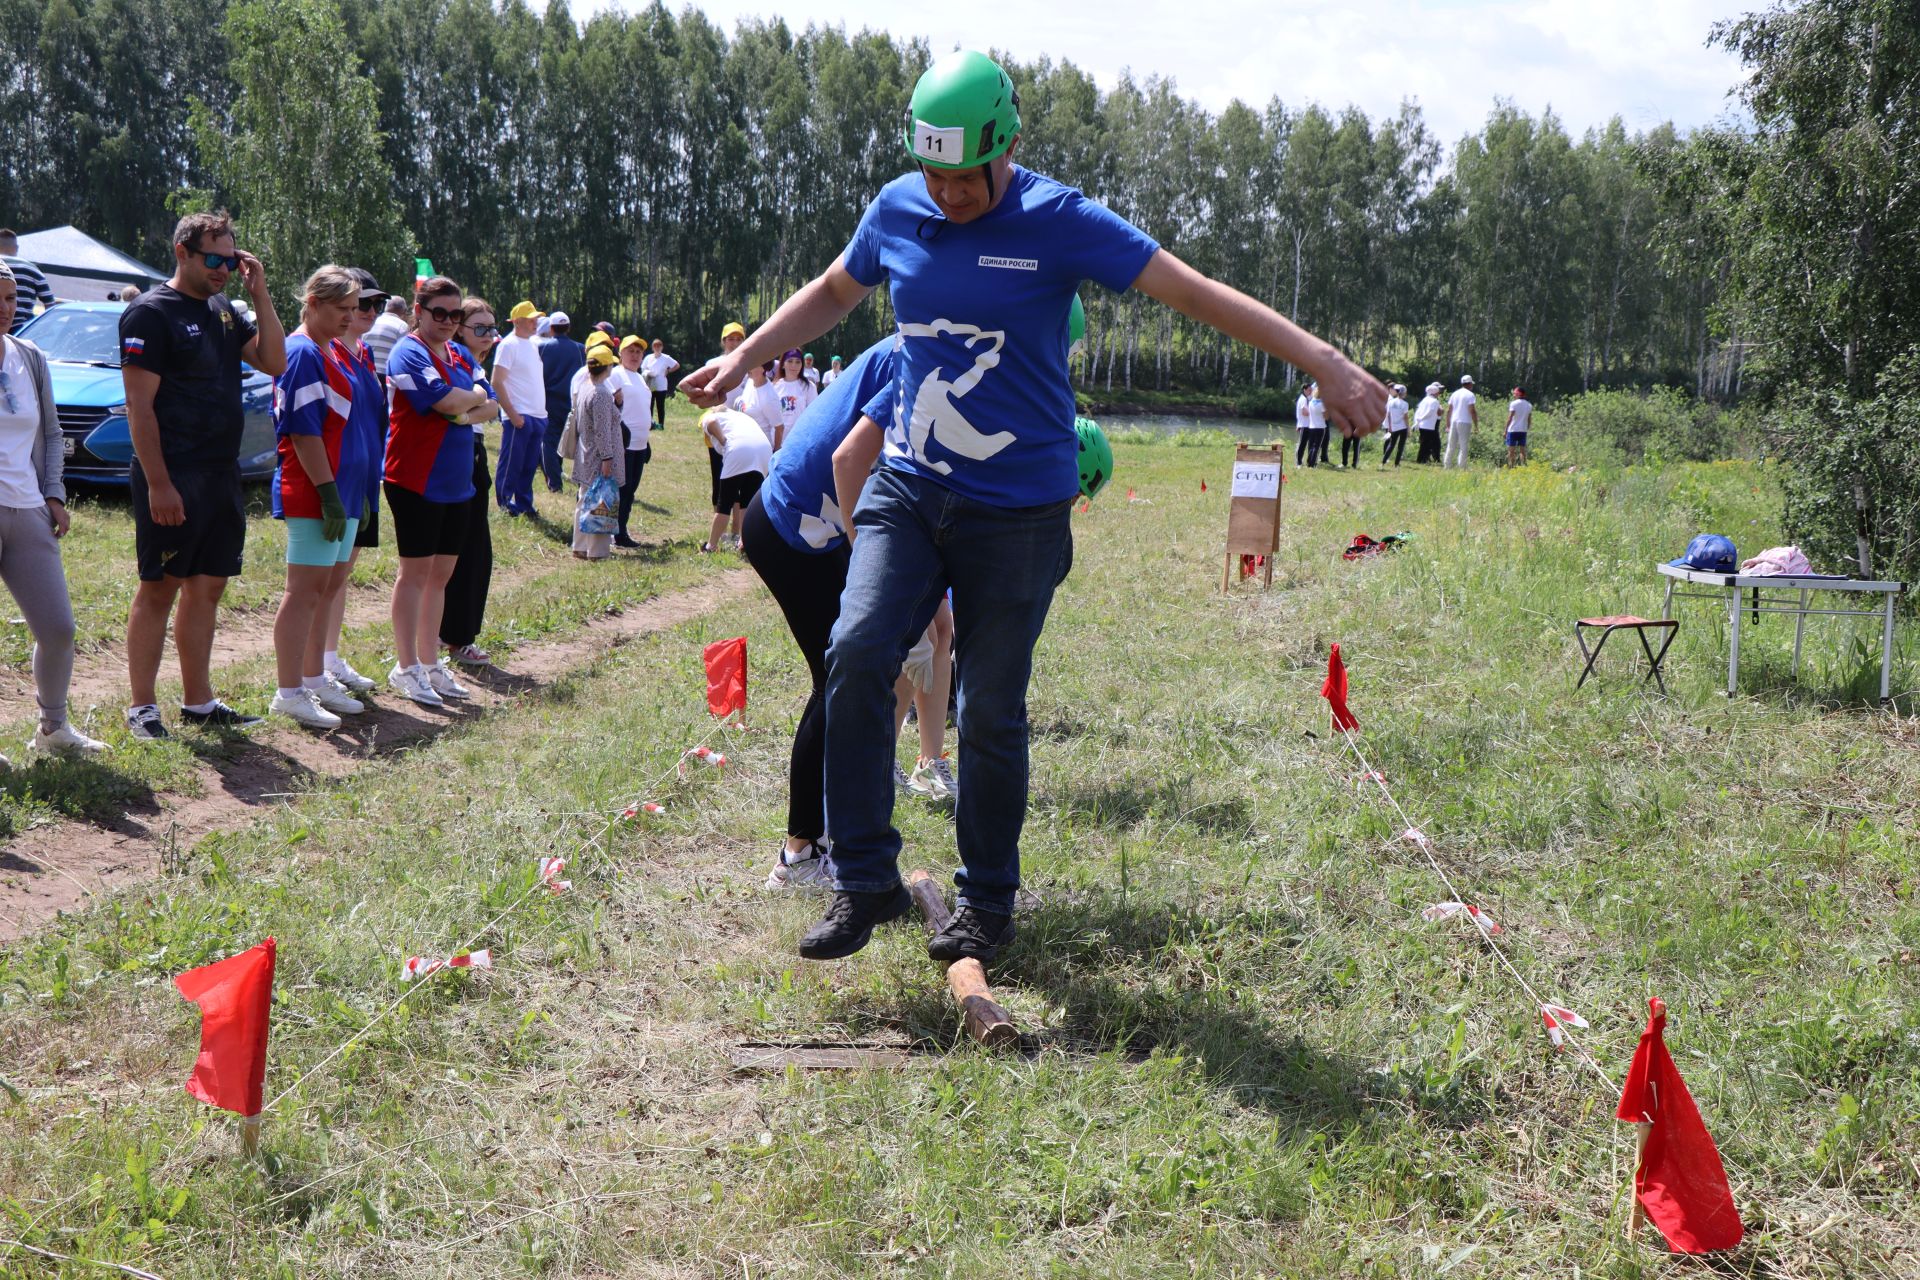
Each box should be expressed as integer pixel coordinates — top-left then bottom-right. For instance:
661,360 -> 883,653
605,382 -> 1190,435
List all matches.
703,636 -> 747,719
174,937 -> 275,1117
1321,644 -> 1359,732
1616,998 -> 1744,1253
1200,479 -> 1207,492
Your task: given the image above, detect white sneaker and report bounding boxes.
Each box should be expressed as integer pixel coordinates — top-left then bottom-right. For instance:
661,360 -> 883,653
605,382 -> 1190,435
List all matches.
930,754 -> 959,802
310,677 -> 365,715
389,664 -> 445,707
765,841 -> 832,891
31,722 -> 109,755
426,659 -> 472,700
910,754 -> 957,801
270,689 -> 342,730
892,762 -> 913,793
326,658 -> 377,694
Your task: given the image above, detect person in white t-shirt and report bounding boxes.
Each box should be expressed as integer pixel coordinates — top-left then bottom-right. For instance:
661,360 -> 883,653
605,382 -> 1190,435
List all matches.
801,352 -> 821,388
491,301 -> 549,516
1304,383 -> 1329,468
1414,382 -> 1443,463
821,354 -> 843,388
610,337 -> 655,547
700,407 -> 771,553
1379,384 -> 1410,467
1444,374 -> 1478,469
731,360 -> 783,441
1294,386 -> 1311,466
640,339 -> 679,430
1504,386 -> 1533,468
770,349 -> 816,451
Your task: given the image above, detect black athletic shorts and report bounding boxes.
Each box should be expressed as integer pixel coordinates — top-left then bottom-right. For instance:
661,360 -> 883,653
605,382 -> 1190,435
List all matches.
715,469 -> 764,515
384,480 -> 470,558
354,500 -> 380,549
708,446 -> 724,507
131,462 -> 246,582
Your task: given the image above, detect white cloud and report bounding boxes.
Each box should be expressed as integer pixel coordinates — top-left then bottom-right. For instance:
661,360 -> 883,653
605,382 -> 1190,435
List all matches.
587,0 -> 1751,146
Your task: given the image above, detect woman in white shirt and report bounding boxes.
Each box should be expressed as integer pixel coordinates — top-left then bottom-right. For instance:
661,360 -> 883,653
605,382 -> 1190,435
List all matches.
700,407 -> 772,552
1413,382 -> 1444,464
611,337 -> 655,547
1304,383 -> 1329,468
1379,384 -> 1410,467
731,360 -> 784,441
0,264 -> 104,756
770,349 -> 816,451
640,339 -> 679,430
1505,386 -> 1533,468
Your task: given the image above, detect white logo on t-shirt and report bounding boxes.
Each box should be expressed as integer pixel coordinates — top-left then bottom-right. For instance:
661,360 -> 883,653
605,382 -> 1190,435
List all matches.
888,318 -> 1014,475
978,256 -> 1038,271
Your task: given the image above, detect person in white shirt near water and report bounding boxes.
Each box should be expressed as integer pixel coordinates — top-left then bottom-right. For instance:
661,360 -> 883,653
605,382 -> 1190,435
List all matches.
1444,374 -> 1478,469
1294,385 -> 1311,466
1414,381 -> 1443,463
1379,384 -> 1410,467
1504,386 -> 1533,468
1305,383 -> 1329,467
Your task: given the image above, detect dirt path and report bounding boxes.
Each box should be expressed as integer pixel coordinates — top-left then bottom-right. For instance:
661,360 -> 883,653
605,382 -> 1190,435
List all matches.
0,570 -> 754,942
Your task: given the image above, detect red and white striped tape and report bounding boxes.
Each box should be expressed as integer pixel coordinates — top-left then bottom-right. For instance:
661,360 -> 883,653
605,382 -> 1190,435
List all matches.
1539,1002 -> 1589,1049
538,857 -> 571,894
402,950 -> 492,980
1423,901 -> 1503,935
677,746 -> 728,778
621,801 -> 666,820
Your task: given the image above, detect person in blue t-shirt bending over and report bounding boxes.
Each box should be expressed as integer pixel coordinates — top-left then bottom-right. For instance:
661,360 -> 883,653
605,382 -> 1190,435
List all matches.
684,50 -> 1387,965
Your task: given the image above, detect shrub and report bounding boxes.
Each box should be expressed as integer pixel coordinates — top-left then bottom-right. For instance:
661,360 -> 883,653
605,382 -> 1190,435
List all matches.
1531,387 -> 1737,470
1233,386 -> 1298,422
1774,347 -> 1920,579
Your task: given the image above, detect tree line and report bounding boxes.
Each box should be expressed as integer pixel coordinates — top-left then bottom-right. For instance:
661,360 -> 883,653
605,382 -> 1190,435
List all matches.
4,0 -> 1730,401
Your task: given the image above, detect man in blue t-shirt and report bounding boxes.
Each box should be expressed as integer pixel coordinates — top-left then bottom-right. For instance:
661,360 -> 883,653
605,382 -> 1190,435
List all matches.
536,312 -> 586,493
684,51 -> 1388,965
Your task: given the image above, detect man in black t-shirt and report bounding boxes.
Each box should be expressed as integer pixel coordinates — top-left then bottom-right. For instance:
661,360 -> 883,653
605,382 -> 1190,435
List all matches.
118,210 -> 286,740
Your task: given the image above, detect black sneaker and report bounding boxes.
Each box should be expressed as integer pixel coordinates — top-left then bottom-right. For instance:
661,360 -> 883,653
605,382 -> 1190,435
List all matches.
180,700 -> 264,730
798,885 -> 912,960
613,534 -> 642,549
125,704 -> 169,741
927,906 -> 1016,964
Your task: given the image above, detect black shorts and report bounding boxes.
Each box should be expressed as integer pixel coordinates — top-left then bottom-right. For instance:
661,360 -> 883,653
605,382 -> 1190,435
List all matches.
354,501 -> 380,548
384,480 -> 470,558
132,462 -> 245,582
715,469 -> 764,514
708,447 -> 724,507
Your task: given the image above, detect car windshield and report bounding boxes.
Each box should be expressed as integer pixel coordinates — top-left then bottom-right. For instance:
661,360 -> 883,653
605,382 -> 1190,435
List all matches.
19,308 -> 123,366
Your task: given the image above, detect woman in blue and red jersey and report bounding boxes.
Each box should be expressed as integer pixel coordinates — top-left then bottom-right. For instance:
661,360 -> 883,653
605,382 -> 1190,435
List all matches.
384,274 -> 498,708
267,265 -> 374,729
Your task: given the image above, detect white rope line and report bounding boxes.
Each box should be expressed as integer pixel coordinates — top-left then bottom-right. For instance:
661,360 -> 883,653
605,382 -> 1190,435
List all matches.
1336,726 -> 1622,1094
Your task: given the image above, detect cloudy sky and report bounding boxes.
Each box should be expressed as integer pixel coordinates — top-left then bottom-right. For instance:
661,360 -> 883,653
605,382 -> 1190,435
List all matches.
595,0 -> 1753,145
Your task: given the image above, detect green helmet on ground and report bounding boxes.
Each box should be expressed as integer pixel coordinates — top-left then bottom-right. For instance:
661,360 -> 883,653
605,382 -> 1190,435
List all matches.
1069,294 -> 1086,357
1075,417 -> 1113,500
904,51 -> 1021,170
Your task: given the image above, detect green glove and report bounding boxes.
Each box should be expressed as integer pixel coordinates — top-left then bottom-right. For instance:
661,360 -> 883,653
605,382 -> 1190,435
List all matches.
316,481 -> 347,542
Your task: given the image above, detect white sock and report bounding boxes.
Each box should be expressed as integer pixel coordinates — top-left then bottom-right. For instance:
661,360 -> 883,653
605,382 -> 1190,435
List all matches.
276,687 -> 303,702
301,675 -> 327,690
183,700 -> 218,714
323,649 -> 341,670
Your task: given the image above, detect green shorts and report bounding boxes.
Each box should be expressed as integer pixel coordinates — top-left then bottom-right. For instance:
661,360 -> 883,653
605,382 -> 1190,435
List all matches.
285,516 -> 361,566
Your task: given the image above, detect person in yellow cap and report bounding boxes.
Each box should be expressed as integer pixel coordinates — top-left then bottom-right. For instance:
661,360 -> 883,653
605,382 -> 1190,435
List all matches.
569,344 -> 623,559
707,323 -> 747,511
492,301 -> 547,516
608,336 -> 654,547
721,321 -> 746,344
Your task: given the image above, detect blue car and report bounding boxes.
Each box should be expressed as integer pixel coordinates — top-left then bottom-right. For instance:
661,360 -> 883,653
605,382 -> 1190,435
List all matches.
15,301 -> 277,485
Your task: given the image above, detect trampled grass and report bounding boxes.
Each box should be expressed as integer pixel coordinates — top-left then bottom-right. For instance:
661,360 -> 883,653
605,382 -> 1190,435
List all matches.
1,421 -> 1916,1278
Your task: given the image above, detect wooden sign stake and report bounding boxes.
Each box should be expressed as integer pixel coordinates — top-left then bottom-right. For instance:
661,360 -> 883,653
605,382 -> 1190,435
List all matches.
906,870 -> 1019,1049
1221,441 -> 1284,591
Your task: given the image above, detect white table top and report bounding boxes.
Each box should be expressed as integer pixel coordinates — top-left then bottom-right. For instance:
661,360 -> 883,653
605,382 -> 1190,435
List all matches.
1658,562 -> 1905,594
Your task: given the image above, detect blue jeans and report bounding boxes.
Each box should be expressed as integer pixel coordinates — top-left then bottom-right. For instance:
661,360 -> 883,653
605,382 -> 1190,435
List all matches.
540,412 -> 568,492
824,467 -> 1073,914
495,414 -> 545,513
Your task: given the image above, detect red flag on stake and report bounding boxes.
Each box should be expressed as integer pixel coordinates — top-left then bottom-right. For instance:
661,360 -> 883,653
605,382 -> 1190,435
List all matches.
174,938 -> 275,1119
703,637 -> 747,720
1321,644 -> 1359,732
1200,479 -> 1207,492
1616,998 -> 1744,1253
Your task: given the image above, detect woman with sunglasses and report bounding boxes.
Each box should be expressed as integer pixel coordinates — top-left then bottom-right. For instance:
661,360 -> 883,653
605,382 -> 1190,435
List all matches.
267,265 -> 374,728
315,268 -> 392,698
440,298 -> 501,665
384,275 -> 497,707
0,263 -> 105,756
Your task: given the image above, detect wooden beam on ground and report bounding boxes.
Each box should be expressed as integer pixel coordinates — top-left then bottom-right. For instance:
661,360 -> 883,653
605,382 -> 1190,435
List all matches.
907,869 -> 1019,1049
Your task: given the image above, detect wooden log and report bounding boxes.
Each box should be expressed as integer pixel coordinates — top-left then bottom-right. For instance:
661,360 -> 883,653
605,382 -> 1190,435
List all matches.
907,870 -> 1019,1049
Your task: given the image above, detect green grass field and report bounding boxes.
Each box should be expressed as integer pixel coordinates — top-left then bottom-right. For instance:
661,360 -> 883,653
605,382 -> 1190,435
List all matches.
1,416 -> 1915,1278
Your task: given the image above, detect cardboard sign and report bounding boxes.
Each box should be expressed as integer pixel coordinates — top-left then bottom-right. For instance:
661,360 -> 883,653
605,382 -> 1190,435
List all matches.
1223,442 -> 1284,590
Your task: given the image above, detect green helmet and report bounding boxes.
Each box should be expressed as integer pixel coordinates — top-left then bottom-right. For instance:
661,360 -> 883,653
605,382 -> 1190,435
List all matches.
1069,294 -> 1087,357
904,51 -> 1021,170
1075,417 -> 1112,500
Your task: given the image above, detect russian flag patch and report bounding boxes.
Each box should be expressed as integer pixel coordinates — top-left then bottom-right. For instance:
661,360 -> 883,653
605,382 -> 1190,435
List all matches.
123,336 -> 146,357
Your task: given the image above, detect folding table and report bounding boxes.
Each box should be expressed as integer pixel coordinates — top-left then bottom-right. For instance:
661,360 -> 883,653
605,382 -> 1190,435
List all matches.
1657,563 -> 1905,702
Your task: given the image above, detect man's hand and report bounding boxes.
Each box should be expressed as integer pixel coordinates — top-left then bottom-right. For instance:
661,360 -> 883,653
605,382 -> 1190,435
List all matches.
147,479 -> 186,526
45,499 -> 70,539
316,481 -> 348,542
1309,348 -> 1390,441
236,251 -> 270,303
507,411 -> 525,429
679,357 -> 737,409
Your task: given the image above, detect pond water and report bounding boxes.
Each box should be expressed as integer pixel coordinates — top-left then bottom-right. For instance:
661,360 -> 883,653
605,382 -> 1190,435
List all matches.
1099,411 -> 1295,445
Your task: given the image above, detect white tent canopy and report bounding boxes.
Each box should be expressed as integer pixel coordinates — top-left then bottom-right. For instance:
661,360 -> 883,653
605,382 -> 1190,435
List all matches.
14,225 -> 168,301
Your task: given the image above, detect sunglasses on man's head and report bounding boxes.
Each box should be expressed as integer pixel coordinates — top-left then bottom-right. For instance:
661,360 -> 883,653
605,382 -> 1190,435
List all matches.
356,295 -> 389,312
420,303 -> 463,324
198,252 -> 242,271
